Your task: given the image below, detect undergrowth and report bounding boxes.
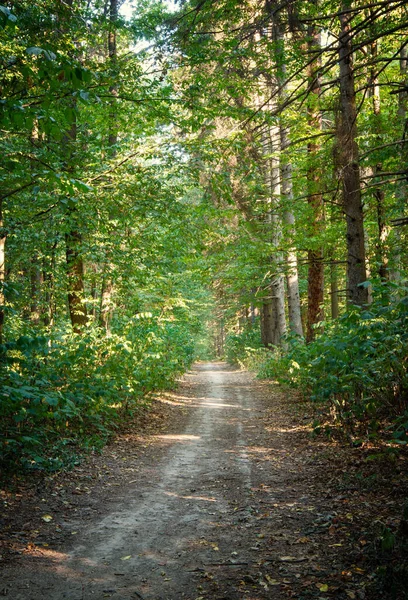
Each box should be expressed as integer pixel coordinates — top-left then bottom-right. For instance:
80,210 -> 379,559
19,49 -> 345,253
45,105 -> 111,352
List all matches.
226,283 -> 408,442
0,314 -> 194,473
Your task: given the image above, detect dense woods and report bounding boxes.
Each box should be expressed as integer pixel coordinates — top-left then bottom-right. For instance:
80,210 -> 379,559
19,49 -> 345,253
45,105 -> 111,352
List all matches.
0,0 -> 407,471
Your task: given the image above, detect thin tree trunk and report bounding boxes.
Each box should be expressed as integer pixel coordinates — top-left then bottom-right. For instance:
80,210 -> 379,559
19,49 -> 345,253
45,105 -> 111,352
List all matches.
64,126 -> 87,332
369,38 -> 388,280
60,0 -> 87,332
278,29 -> 303,338
30,255 -> 42,325
269,123 -> 287,347
66,227 -> 87,332
390,46 -> 408,286
330,260 -> 339,319
258,23 -> 287,348
306,27 -> 325,341
338,2 -> 368,306
43,240 -> 57,327
99,0 -> 118,334
0,200 -> 5,343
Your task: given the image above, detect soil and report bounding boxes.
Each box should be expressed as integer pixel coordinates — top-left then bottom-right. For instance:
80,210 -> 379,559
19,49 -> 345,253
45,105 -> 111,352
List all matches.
1,362 -> 407,600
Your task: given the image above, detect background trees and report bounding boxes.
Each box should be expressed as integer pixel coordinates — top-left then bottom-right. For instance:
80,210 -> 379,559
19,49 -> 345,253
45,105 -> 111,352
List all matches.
164,0 -> 407,344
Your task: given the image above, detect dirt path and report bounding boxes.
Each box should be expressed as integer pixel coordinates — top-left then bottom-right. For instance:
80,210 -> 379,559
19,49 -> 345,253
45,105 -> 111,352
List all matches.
1,363 -> 407,599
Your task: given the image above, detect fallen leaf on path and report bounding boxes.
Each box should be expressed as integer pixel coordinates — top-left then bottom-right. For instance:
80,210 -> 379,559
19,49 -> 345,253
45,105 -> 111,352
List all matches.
316,583 -> 329,592
41,515 -> 53,522
120,555 -> 132,560
265,575 -> 280,585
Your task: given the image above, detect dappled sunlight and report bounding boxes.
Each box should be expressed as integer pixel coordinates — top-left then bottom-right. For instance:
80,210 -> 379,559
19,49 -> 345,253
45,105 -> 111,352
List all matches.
154,434 -> 201,442
265,424 -> 312,434
21,548 -> 114,584
202,401 -> 251,409
164,491 -> 217,502
158,390 -> 253,410
24,547 -> 68,561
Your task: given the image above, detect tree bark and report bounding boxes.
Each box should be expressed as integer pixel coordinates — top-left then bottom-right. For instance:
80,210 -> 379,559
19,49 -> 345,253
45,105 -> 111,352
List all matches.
330,260 -> 339,319
60,0 -> 87,332
66,227 -> 87,332
30,255 -> 42,325
99,0 -> 118,334
261,117 -> 287,347
390,46 -> 408,287
277,29 -> 303,339
306,27 -> 325,342
369,38 -> 388,280
337,2 -> 368,306
0,199 -> 5,343
64,119 -> 87,332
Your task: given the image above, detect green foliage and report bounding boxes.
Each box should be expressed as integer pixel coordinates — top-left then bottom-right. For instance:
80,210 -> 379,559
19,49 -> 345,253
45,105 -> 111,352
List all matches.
225,327 -> 266,369
0,315 -> 195,472
257,284 -> 408,435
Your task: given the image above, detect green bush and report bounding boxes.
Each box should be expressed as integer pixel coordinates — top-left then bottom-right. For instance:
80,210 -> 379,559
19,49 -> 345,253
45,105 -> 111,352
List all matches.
258,283 -> 408,436
225,327 -> 267,369
0,314 -> 195,472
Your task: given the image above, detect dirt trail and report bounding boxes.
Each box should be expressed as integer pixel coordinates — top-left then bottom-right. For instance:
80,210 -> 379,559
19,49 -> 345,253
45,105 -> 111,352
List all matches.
2,363 -> 405,599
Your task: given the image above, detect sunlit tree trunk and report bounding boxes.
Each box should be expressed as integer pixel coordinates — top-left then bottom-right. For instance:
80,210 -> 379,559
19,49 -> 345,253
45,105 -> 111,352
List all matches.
277,30 -> 303,339
99,0 -> 118,334
390,46 -> 408,286
369,38 -> 388,280
337,1 -> 368,305
260,115 -> 287,347
306,27 -> 325,341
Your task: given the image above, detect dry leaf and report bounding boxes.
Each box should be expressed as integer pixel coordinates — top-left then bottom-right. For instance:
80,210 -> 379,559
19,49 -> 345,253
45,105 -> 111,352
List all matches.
265,575 -> 280,585
41,515 -> 53,522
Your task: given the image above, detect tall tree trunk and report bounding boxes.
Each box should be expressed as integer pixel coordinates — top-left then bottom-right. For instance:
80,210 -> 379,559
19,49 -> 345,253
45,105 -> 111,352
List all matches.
277,29 -> 303,338
99,0 -> 118,334
337,2 -> 368,306
0,199 -> 5,343
330,259 -> 339,319
64,118 -> 87,332
60,0 -> 87,332
306,27 -> 325,342
30,255 -> 42,325
390,46 -> 408,286
262,117 -> 287,347
43,240 -> 57,327
369,38 -> 388,280
66,226 -> 87,332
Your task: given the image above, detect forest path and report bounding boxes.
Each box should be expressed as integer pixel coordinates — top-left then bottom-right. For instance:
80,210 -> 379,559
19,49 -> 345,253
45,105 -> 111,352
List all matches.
1,363 -> 382,599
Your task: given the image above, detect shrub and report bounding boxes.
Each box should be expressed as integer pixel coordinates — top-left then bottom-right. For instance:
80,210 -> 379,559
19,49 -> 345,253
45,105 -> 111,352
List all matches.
225,327 -> 267,369
0,314 -> 195,473
258,283 -> 408,436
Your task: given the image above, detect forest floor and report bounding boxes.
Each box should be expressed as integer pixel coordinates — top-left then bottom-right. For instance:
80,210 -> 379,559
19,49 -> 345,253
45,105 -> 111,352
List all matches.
1,362 -> 407,600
